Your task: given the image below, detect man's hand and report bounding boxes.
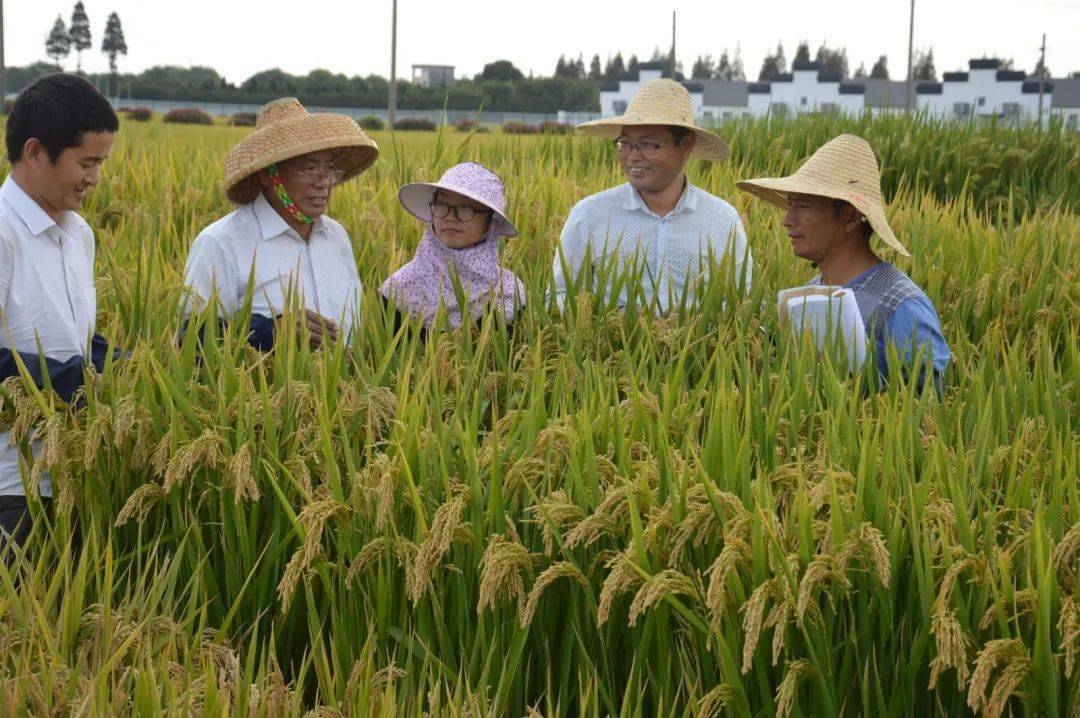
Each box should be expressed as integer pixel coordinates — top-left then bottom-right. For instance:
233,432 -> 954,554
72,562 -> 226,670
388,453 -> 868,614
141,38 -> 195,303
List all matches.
279,309 -> 340,349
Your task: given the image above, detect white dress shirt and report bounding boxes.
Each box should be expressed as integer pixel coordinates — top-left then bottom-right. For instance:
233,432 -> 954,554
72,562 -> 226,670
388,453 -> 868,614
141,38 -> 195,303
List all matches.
0,176 -> 98,497
552,181 -> 752,313
182,192 -> 363,340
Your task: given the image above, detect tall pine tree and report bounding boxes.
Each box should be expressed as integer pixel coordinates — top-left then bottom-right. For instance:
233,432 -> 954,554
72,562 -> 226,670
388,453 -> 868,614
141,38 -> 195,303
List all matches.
793,41 -> 811,65
46,16 -> 72,68
870,55 -> 889,79
913,48 -> 937,81
603,52 -> 625,81
691,54 -> 715,79
101,11 -> 128,96
69,2 -> 92,72
730,45 -> 746,81
588,54 -> 602,80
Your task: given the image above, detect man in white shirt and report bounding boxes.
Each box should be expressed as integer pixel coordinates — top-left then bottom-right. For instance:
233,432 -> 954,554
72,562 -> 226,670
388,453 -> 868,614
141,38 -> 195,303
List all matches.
182,98 -> 378,350
0,74 -> 120,548
553,79 -> 751,315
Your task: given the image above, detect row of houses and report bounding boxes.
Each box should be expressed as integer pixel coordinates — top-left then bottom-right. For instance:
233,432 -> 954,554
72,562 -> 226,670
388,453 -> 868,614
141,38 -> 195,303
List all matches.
600,60 -> 1080,128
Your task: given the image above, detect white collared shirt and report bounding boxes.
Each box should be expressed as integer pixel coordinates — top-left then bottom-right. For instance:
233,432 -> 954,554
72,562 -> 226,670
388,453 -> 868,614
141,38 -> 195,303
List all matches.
182,193 -> 363,340
552,181 -> 752,313
0,175 -> 98,496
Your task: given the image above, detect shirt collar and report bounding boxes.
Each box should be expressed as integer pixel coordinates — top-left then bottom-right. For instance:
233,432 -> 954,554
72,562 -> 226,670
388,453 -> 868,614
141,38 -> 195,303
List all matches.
0,175 -> 61,237
621,178 -> 699,216
251,191 -> 324,241
845,261 -> 890,288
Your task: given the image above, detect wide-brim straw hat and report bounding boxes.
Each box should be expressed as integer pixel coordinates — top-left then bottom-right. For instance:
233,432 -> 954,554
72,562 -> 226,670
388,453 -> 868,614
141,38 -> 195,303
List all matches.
224,97 -> 379,204
736,133 -> 909,257
576,78 -> 731,161
398,161 -> 519,238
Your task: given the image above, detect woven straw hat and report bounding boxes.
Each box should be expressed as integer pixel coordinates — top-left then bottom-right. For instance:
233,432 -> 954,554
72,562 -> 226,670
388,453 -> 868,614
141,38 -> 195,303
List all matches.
576,79 -> 730,161
736,134 -> 909,257
224,97 -> 379,204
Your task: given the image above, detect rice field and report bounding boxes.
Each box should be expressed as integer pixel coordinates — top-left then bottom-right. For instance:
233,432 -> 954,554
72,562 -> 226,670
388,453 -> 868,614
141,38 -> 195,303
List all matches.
0,113 -> 1078,717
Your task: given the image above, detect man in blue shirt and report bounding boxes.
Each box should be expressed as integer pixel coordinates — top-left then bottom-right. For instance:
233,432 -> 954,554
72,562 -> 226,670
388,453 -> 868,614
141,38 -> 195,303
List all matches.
738,134 -> 950,389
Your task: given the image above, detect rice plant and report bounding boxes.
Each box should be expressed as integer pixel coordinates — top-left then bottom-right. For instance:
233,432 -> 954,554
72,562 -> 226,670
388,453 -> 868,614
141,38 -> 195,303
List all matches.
0,115 -> 1077,716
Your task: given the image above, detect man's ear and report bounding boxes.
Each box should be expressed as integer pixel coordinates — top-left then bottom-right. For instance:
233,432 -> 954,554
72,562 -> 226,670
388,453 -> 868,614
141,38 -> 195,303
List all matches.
682,133 -> 697,155
257,170 -> 271,188
21,137 -> 47,166
843,204 -> 864,233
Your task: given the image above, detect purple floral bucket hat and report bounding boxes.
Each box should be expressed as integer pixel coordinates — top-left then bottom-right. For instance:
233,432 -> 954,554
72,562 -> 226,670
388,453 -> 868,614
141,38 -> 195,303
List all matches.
397,162 -> 519,238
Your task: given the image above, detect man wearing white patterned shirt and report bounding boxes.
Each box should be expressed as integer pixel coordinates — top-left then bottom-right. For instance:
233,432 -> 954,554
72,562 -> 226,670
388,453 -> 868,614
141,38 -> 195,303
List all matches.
553,79 -> 751,313
182,98 -> 378,350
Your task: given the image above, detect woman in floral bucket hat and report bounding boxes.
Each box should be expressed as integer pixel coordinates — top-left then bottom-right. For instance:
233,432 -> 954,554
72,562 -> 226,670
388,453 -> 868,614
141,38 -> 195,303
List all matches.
380,162 -> 525,335
182,97 -> 378,351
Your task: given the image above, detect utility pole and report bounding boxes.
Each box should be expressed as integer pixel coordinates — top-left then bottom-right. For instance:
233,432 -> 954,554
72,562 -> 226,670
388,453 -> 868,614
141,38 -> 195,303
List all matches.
0,0 -> 6,112
1037,33 -> 1046,128
669,11 -> 676,78
905,0 -> 915,111
389,0 -> 398,128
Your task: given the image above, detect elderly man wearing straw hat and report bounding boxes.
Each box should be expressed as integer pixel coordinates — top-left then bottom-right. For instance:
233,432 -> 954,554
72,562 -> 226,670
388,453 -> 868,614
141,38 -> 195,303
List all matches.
182,98 -> 378,350
552,79 -> 751,314
738,134 -> 950,388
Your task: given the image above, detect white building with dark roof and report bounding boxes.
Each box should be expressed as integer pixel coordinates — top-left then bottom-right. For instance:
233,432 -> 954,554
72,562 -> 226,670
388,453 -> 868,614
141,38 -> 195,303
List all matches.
599,62 -> 702,117
915,59 -> 1041,120
412,65 -> 455,88
595,56 -> 1074,129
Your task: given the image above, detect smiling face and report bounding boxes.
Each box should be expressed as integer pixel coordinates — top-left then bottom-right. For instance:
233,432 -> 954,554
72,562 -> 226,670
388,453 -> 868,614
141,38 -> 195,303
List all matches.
616,125 -> 694,195
262,150 -> 342,220
430,189 -> 492,249
16,130 -> 114,216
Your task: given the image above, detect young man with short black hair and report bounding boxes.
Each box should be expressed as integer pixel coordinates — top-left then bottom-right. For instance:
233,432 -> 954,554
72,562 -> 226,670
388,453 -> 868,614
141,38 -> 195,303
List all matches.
553,79 -> 752,314
0,73 -> 121,549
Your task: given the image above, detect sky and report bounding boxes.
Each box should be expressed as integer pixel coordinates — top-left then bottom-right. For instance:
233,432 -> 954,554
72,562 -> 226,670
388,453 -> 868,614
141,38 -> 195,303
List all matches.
6,0 -> 1080,84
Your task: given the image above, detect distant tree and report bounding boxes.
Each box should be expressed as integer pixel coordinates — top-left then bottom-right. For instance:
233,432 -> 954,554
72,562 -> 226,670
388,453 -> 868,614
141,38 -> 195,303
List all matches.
557,54 -> 584,79
758,42 -> 787,80
853,62 -> 867,79
713,50 -> 730,79
870,55 -> 889,79
46,16 -> 72,67
793,41 -> 811,65
912,48 -> 937,81
69,2 -> 92,72
998,57 -> 1015,70
305,68 -> 348,94
240,68 -> 298,94
589,54 -> 602,80
650,46 -> 665,62
101,11 -> 127,96
691,54 -> 715,79
815,43 -> 849,78
730,45 -> 746,81
603,52 -> 625,80
1070,71 -> 1080,79
480,59 -> 524,82
627,54 -> 640,75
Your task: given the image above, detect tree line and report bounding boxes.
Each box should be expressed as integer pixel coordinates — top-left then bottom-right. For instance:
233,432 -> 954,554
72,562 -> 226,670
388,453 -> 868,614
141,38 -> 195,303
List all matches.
12,9 -> 1073,114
